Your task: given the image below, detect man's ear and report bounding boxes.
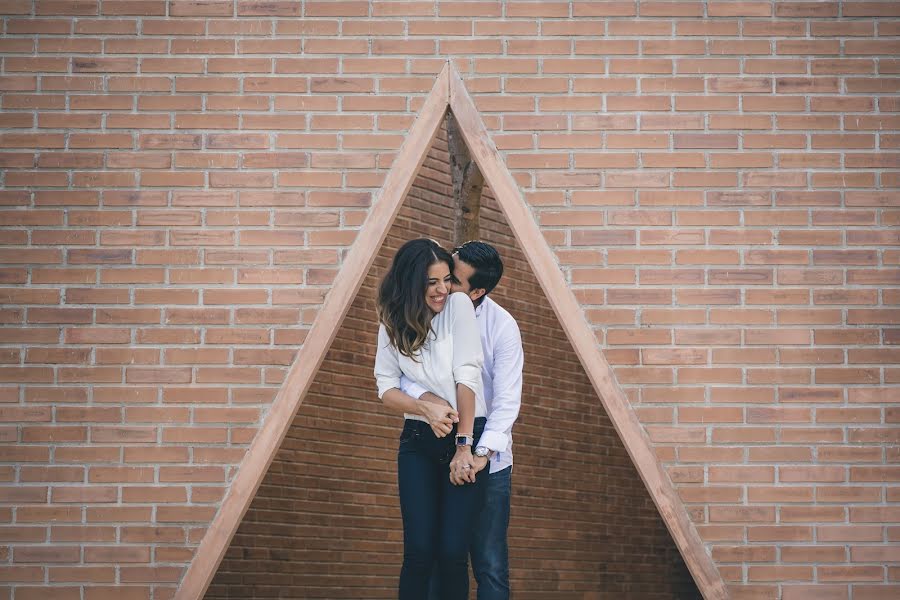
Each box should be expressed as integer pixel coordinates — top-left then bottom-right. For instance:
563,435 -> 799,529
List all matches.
469,288 -> 487,303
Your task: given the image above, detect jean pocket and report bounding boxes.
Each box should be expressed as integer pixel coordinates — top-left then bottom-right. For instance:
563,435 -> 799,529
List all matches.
399,424 -> 417,445
438,436 -> 457,464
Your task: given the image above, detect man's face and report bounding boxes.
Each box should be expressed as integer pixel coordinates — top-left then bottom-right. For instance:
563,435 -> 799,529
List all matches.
450,255 -> 485,303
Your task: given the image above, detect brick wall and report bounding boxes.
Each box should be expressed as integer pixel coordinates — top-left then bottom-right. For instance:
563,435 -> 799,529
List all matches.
0,2 -> 898,599
478,185 -> 699,598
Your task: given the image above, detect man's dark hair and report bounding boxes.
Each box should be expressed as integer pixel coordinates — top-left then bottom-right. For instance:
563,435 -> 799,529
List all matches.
453,241 -> 503,299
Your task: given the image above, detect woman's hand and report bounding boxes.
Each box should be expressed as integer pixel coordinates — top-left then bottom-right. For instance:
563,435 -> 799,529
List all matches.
417,397 -> 458,438
449,446 -> 476,486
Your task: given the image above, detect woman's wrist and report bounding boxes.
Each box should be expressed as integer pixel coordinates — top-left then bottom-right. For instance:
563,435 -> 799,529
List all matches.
457,417 -> 475,431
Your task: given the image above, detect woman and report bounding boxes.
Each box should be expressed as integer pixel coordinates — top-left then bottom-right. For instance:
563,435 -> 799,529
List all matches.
374,238 -> 487,600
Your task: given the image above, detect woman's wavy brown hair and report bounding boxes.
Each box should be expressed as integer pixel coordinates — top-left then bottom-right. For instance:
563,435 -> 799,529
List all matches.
377,238 -> 454,358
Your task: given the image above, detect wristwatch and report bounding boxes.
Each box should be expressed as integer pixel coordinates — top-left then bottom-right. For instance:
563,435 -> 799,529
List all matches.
455,433 -> 473,447
474,445 -> 490,458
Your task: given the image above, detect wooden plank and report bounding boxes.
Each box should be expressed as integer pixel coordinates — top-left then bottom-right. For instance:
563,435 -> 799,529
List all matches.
447,112 -> 485,245
174,63 -> 451,600
448,66 -> 729,600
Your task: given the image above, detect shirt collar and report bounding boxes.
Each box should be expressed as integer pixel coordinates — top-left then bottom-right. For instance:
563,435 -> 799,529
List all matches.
475,295 -> 491,317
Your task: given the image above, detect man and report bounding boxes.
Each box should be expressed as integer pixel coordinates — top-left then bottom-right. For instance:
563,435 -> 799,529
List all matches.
400,241 -> 524,600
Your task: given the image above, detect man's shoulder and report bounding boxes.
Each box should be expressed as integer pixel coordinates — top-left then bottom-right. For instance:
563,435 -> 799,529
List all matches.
483,297 -> 520,332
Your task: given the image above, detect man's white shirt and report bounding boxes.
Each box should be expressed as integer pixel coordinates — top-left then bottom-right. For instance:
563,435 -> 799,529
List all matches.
401,296 -> 523,474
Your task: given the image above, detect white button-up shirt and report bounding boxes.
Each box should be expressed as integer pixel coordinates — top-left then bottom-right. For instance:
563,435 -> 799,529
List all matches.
375,292 -> 485,420
401,296 -> 523,474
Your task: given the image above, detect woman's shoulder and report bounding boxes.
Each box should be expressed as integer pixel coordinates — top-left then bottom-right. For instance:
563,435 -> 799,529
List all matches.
447,292 -> 477,324
433,292 -> 473,328
446,291 -> 474,313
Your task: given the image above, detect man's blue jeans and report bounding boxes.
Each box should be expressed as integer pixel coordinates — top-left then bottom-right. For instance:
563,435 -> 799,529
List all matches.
428,465 -> 512,600
470,465 -> 512,600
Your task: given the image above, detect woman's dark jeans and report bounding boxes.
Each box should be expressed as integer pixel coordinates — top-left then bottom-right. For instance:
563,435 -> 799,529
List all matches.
397,417 -> 487,600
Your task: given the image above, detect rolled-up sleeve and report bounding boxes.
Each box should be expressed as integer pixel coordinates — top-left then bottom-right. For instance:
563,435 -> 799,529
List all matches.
374,324 -> 401,399
449,293 -> 484,397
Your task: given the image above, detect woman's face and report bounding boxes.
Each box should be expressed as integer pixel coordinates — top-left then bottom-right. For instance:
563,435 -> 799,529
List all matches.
424,260 -> 452,314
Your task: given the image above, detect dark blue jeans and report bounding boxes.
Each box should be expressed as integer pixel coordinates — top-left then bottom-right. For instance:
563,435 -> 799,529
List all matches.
398,417 -> 487,600
471,465 -> 512,600
427,465 -> 512,600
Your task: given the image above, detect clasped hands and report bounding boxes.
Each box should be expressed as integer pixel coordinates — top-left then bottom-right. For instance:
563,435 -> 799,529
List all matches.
417,395 -> 488,486
449,446 -> 488,486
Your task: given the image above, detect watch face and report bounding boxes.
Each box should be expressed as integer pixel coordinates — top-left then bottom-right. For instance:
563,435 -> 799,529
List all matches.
475,446 -> 489,457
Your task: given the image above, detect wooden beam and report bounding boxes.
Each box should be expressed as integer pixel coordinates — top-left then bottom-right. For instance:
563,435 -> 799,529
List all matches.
447,65 -> 729,600
173,63 -> 451,600
447,112 -> 484,245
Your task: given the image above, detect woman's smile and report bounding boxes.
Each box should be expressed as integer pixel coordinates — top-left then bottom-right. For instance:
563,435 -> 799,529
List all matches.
425,261 -> 452,313
428,292 -> 447,311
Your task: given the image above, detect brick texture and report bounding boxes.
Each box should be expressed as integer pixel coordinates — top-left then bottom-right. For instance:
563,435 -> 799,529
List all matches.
0,1 -> 898,599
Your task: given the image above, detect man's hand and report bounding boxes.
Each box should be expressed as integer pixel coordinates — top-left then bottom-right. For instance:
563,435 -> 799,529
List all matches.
417,398 -> 457,438
449,446 -> 476,485
471,453 -> 490,474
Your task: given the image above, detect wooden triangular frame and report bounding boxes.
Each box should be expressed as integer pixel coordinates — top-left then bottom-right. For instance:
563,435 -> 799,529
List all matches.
175,62 -> 729,600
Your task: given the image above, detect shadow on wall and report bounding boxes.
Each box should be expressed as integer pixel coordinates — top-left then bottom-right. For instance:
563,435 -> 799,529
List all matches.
205,126 -> 700,599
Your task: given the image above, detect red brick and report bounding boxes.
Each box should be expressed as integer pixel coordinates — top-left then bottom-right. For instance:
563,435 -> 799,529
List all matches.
748,526 -> 813,542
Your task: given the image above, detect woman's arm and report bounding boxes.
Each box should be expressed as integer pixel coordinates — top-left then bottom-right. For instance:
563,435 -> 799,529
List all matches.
450,381 -> 477,484
381,388 -> 458,437
454,382 -> 476,448
375,324 -> 458,436
398,376 -> 459,437
447,293 -> 484,484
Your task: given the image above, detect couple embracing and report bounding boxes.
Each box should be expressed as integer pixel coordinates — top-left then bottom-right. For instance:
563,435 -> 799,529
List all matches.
374,239 -> 524,600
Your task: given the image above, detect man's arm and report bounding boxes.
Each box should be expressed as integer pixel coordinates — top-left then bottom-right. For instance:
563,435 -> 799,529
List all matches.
400,375 -> 457,425
477,319 -> 523,456
399,374 -> 430,403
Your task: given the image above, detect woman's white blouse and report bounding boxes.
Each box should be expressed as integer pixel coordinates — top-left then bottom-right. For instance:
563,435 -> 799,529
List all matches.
375,292 -> 485,421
